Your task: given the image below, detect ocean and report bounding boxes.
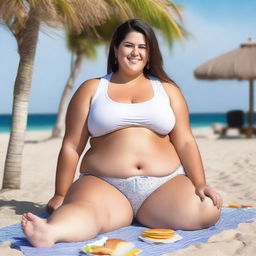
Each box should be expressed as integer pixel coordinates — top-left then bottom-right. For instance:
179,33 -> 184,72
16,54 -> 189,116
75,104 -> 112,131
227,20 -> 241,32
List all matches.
0,113 -> 235,133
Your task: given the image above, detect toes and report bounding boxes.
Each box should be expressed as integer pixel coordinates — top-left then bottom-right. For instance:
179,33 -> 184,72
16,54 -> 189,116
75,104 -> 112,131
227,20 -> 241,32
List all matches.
21,219 -> 27,226
22,212 -> 35,221
22,214 -> 27,221
21,213 -> 35,232
21,220 -> 26,232
27,212 -> 36,221
21,215 -> 27,227
22,213 -> 30,220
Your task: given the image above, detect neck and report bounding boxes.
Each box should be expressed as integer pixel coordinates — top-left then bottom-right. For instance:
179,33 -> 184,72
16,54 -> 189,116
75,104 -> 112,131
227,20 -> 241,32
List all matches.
112,71 -> 145,85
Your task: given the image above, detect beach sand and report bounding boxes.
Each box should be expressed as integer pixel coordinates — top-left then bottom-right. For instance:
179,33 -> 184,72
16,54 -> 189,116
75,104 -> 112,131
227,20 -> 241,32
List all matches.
0,128 -> 256,255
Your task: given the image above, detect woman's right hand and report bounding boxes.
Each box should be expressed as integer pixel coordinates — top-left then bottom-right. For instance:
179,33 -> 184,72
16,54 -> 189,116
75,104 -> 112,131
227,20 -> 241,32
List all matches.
46,194 -> 64,214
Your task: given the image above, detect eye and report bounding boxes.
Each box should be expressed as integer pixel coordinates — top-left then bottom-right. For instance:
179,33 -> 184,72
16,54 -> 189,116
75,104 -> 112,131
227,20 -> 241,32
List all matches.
124,44 -> 133,47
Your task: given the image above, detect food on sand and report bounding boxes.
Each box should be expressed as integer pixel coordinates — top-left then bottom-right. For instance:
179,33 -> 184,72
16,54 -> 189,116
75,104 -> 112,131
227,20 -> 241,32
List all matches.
228,204 -> 242,208
224,204 -> 254,208
241,204 -> 253,208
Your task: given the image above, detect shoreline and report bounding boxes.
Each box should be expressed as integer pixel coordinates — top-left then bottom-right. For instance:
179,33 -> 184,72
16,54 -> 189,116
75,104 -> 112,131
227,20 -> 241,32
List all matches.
0,124 -> 225,134
0,128 -> 256,255
1,112 -> 234,133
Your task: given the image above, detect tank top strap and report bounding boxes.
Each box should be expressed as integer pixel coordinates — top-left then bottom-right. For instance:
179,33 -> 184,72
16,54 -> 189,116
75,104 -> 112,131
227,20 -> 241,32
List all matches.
148,75 -> 158,96
91,73 -> 113,104
103,72 -> 113,83
148,76 -> 170,102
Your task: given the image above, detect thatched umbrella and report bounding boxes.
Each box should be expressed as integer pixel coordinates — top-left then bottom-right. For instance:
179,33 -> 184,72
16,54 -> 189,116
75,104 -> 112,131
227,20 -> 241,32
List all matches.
194,38 -> 256,137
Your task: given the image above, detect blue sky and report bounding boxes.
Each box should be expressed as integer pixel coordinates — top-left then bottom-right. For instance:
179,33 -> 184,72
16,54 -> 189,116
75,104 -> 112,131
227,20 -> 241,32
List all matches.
1,0 -> 256,114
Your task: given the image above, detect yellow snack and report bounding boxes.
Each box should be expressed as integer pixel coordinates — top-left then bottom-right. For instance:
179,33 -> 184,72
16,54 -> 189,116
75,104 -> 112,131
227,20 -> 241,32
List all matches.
228,204 -> 242,208
124,249 -> 142,256
142,229 -> 174,237
142,228 -> 174,234
142,233 -> 175,239
141,228 -> 176,241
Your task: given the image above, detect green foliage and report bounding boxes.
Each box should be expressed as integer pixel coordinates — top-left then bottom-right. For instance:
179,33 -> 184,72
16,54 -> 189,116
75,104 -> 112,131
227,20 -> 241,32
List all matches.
66,0 -> 188,58
67,32 -> 98,59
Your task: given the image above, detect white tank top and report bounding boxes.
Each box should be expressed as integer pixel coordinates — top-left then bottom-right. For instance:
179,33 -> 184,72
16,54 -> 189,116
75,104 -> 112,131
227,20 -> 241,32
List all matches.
87,73 -> 176,137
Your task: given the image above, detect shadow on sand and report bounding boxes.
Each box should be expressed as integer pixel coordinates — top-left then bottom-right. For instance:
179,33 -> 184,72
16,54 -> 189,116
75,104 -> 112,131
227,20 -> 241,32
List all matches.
216,135 -> 252,140
24,136 -> 56,144
0,199 -> 46,215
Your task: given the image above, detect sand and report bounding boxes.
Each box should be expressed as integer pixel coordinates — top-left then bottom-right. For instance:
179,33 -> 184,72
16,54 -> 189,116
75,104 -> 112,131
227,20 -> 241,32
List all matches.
0,128 -> 256,255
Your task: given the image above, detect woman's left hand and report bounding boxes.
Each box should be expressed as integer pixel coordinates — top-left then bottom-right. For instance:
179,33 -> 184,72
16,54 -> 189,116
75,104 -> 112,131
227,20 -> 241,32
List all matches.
195,184 -> 223,209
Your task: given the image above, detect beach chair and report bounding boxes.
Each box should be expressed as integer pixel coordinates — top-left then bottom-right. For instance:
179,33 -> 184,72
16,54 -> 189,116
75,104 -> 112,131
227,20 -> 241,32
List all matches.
212,110 -> 249,136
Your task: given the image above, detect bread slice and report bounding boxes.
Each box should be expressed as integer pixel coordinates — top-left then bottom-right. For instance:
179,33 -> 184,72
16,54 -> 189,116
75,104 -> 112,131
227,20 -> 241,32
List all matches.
88,238 -> 135,256
111,241 -> 135,256
90,246 -> 113,255
105,239 -> 126,250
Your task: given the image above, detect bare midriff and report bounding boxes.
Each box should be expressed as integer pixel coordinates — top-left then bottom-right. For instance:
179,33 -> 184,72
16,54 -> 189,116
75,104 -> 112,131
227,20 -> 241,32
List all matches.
80,127 -> 181,178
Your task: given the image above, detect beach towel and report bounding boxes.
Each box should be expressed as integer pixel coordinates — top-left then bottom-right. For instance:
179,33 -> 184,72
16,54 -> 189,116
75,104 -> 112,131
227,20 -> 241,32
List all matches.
0,208 -> 255,256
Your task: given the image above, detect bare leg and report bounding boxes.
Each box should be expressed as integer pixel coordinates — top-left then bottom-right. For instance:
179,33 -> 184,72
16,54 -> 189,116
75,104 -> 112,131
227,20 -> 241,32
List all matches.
21,202 -> 100,247
136,174 -> 221,230
22,176 -> 133,247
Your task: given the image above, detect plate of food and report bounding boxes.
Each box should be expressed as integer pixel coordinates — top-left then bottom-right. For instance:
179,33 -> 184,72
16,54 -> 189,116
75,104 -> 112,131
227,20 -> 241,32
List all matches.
138,228 -> 182,244
81,237 -> 142,256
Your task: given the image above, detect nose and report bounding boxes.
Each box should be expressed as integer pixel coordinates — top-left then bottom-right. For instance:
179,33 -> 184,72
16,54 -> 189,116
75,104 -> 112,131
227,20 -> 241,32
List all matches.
131,46 -> 139,56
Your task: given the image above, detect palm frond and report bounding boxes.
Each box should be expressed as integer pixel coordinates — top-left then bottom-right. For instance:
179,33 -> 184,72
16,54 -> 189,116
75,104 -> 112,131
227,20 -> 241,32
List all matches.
127,0 -> 187,46
0,0 -> 115,35
0,0 -> 27,29
105,0 -> 134,20
65,0 -> 189,57
153,0 -> 184,20
66,31 -> 100,60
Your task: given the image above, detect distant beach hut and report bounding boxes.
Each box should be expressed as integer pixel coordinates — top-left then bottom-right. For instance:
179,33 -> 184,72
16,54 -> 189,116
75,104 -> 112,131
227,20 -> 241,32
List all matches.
194,38 -> 256,138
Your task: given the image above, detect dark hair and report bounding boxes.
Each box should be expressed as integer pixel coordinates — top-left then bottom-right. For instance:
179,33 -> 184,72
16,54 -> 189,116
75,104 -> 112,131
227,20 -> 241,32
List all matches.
107,19 -> 176,84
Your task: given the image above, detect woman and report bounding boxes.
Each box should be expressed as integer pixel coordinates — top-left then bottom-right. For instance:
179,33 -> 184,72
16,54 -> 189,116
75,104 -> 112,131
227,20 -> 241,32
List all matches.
22,19 -> 222,248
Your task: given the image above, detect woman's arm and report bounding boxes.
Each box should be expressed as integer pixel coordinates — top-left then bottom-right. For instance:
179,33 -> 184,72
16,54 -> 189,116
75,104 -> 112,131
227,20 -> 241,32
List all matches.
164,82 -> 222,208
47,79 -> 99,213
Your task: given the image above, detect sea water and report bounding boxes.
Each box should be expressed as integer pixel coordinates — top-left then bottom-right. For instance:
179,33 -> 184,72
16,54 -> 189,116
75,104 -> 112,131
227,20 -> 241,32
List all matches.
0,113 -> 254,133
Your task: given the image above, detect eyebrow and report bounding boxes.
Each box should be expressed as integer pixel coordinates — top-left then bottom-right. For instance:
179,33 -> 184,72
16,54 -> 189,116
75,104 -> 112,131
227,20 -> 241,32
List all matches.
123,41 -> 147,46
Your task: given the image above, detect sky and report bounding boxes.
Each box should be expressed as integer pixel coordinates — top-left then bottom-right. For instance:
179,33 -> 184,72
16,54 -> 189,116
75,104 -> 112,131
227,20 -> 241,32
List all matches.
0,0 -> 256,114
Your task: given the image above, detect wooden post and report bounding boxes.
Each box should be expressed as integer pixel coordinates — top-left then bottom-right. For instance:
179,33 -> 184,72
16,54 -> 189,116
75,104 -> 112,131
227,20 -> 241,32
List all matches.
247,79 -> 254,138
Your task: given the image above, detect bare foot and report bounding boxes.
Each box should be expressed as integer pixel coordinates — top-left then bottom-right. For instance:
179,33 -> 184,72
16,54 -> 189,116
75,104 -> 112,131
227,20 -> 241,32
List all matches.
21,212 -> 55,247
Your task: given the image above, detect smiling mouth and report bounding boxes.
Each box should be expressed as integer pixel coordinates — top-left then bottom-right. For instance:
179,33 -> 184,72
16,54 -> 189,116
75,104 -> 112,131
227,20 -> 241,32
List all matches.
127,57 -> 141,63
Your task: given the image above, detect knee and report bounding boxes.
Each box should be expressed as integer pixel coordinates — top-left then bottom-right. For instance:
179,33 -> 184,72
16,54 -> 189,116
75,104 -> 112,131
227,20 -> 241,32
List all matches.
178,197 -> 221,230
198,196 -> 221,229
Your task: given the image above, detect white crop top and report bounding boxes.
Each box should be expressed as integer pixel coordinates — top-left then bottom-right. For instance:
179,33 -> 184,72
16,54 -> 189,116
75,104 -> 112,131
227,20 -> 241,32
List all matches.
87,73 -> 176,137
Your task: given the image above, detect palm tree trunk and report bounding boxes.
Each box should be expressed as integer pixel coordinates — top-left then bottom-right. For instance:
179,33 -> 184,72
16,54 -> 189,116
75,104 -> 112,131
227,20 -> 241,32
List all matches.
51,52 -> 84,138
2,10 -> 40,189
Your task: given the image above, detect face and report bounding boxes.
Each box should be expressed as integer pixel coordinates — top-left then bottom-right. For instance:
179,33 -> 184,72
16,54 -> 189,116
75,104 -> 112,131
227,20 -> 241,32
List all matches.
114,31 -> 149,75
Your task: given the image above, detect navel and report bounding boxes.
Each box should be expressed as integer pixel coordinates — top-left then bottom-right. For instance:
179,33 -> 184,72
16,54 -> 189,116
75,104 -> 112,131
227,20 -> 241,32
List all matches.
136,165 -> 142,171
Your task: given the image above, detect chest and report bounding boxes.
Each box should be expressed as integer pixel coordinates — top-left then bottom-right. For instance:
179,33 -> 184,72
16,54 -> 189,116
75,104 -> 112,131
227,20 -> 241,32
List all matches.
107,81 -> 154,104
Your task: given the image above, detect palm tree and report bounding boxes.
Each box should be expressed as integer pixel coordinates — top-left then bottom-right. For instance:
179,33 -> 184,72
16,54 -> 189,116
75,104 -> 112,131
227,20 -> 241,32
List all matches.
51,0 -> 187,138
0,0 -> 141,189
51,36 -> 99,138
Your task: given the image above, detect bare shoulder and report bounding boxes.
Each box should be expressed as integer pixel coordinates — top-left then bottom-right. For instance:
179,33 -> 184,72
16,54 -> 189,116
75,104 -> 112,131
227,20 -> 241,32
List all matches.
65,78 -> 101,137
76,78 -> 100,95
161,81 -> 184,101
70,78 -> 100,103
80,78 -> 100,88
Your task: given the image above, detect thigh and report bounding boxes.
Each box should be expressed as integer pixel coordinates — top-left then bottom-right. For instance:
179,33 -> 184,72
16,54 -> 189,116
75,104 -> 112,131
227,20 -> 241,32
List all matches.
63,175 -> 134,233
136,174 -> 221,230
